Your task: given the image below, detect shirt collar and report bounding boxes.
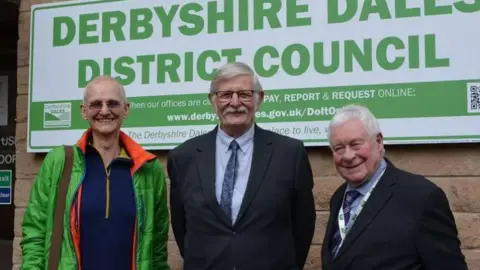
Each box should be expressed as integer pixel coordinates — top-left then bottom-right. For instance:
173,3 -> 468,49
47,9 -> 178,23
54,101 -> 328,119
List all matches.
217,124 -> 255,154
346,158 -> 387,195
87,137 -> 130,160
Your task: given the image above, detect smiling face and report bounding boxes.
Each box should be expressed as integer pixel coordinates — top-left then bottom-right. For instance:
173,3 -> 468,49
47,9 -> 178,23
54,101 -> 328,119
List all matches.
330,119 -> 384,185
80,78 -> 129,137
210,75 -> 264,136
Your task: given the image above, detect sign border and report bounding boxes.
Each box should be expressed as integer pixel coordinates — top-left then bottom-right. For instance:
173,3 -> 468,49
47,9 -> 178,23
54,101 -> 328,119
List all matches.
26,0 -> 480,152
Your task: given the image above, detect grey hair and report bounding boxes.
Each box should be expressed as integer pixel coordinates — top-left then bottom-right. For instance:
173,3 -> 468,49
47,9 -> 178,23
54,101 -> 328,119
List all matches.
327,104 -> 382,147
83,75 -> 128,104
210,62 -> 263,94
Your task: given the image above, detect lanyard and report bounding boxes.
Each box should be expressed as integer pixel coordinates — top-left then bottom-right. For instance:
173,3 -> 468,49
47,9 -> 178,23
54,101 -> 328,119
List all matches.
336,163 -> 387,252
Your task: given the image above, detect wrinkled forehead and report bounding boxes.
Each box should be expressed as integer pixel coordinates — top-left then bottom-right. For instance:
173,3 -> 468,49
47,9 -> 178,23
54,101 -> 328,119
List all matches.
216,75 -> 253,92
330,120 -> 370,144
85,80 -> 123,103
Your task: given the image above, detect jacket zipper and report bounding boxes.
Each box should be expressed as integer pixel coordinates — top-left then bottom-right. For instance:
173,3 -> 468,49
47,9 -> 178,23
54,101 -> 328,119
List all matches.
68,150 -> 151,270
105,166 -> 111,219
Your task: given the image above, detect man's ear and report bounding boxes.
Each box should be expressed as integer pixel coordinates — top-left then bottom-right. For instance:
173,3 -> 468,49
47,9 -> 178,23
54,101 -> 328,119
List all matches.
376,132 -> 385,152
208,93 -> 214,104
255,91 -> 265,111
208,94 -> 217,111
124,102 -> 130,118
80,104 -> 87,120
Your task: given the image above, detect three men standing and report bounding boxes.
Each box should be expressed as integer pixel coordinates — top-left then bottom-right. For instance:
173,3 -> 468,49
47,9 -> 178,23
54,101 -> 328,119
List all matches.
167,62 -> 317,270
21,64 -> 467,270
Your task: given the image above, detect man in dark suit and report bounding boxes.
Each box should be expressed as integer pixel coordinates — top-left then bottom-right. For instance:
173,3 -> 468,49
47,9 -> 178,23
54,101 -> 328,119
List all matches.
167,62 -> 316,270
321,104 -> 468,270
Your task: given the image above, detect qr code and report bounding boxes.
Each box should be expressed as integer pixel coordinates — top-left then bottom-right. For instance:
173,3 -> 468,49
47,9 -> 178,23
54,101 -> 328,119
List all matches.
468,83 -> 480,113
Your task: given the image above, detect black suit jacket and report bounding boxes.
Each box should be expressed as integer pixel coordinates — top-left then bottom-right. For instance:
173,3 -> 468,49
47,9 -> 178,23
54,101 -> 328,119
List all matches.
321,159 -> 468,270
167,125 -> 316,270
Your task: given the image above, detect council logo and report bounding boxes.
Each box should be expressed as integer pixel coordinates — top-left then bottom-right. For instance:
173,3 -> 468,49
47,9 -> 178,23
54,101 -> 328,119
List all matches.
43,102 -> 72,128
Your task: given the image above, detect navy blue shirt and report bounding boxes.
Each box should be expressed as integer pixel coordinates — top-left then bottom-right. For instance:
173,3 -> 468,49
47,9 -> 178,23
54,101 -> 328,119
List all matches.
80,145 -> 136,270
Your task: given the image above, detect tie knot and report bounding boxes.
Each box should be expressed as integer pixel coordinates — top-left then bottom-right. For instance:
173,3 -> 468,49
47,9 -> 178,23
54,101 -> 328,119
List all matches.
229,140 -> 239,151
345,190 -> 361,203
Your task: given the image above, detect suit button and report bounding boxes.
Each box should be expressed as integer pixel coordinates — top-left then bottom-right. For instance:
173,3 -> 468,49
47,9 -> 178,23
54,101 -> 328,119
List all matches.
232,231 -> 236,236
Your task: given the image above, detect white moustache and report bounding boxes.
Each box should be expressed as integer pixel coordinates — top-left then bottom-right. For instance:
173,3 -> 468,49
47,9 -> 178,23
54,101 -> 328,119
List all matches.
223,106 -> 248,115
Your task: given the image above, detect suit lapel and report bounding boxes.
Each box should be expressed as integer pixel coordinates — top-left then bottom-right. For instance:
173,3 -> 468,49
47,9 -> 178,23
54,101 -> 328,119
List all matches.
234,125 -> 272,225
323,185 -> 347,267
335,161 -> 397,260
196,127 -> 232,226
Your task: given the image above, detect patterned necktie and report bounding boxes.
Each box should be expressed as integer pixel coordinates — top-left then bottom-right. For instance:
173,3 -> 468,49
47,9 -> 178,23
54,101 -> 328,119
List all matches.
220,140 -> 239,221
330,190 -> 361,257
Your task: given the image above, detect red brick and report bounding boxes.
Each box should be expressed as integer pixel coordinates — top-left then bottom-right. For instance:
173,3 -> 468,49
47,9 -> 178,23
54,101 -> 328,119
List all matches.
313,177 -> 343,211
17,12 -> 29,67
16,95 -> 28,123
432,177 -> 480,213
455,213 -> 480,249
167,241 -> 182,269
313,212 -> 329,245
20,0 -> 69,12
307,144 -> 480,178
463,249 -> 480,270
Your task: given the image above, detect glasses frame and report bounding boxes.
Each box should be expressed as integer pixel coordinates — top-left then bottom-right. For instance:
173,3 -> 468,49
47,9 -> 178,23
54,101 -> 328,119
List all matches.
212,90 -> 256,103
85,99 -> 124,112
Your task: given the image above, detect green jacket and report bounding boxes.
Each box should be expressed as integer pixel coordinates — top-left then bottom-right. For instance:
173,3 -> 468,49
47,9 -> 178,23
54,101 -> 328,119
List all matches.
21,130 -> 170,270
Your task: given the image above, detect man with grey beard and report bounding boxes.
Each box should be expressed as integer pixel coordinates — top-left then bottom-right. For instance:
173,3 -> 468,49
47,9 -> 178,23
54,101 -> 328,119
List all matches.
167,62 -> 316,270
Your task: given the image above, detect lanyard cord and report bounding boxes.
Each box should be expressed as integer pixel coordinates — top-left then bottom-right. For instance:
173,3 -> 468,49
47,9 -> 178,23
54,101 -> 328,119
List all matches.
335,163 -> 387,252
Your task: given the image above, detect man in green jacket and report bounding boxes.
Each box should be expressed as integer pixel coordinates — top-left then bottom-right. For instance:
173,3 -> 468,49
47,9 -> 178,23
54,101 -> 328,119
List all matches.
21,76 -> 170,269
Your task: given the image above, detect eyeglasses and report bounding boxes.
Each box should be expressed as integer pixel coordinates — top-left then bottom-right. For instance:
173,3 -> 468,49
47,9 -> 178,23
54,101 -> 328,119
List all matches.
86,100 -> 122,111
214,90 -> 255,102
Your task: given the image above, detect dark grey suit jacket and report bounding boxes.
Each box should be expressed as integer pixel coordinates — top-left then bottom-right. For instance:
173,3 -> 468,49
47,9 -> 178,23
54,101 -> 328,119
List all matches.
167,125 -> 316,270
321,159 -> 468,270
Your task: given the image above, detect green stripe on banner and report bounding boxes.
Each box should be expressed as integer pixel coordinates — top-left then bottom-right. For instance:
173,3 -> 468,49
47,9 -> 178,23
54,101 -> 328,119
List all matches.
29,79 -> 480,131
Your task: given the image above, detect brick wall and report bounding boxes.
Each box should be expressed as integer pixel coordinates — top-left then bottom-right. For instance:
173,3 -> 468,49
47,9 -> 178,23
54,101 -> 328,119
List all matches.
13,0 -> 480,269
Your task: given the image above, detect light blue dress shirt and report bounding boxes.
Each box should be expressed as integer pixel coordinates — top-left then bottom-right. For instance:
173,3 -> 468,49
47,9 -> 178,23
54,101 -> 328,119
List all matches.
344,158 -> 387,226
215,124 -> 255,224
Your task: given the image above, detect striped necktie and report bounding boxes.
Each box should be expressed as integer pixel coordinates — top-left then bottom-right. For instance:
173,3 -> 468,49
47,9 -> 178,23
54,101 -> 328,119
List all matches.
330,190 -> 361,257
